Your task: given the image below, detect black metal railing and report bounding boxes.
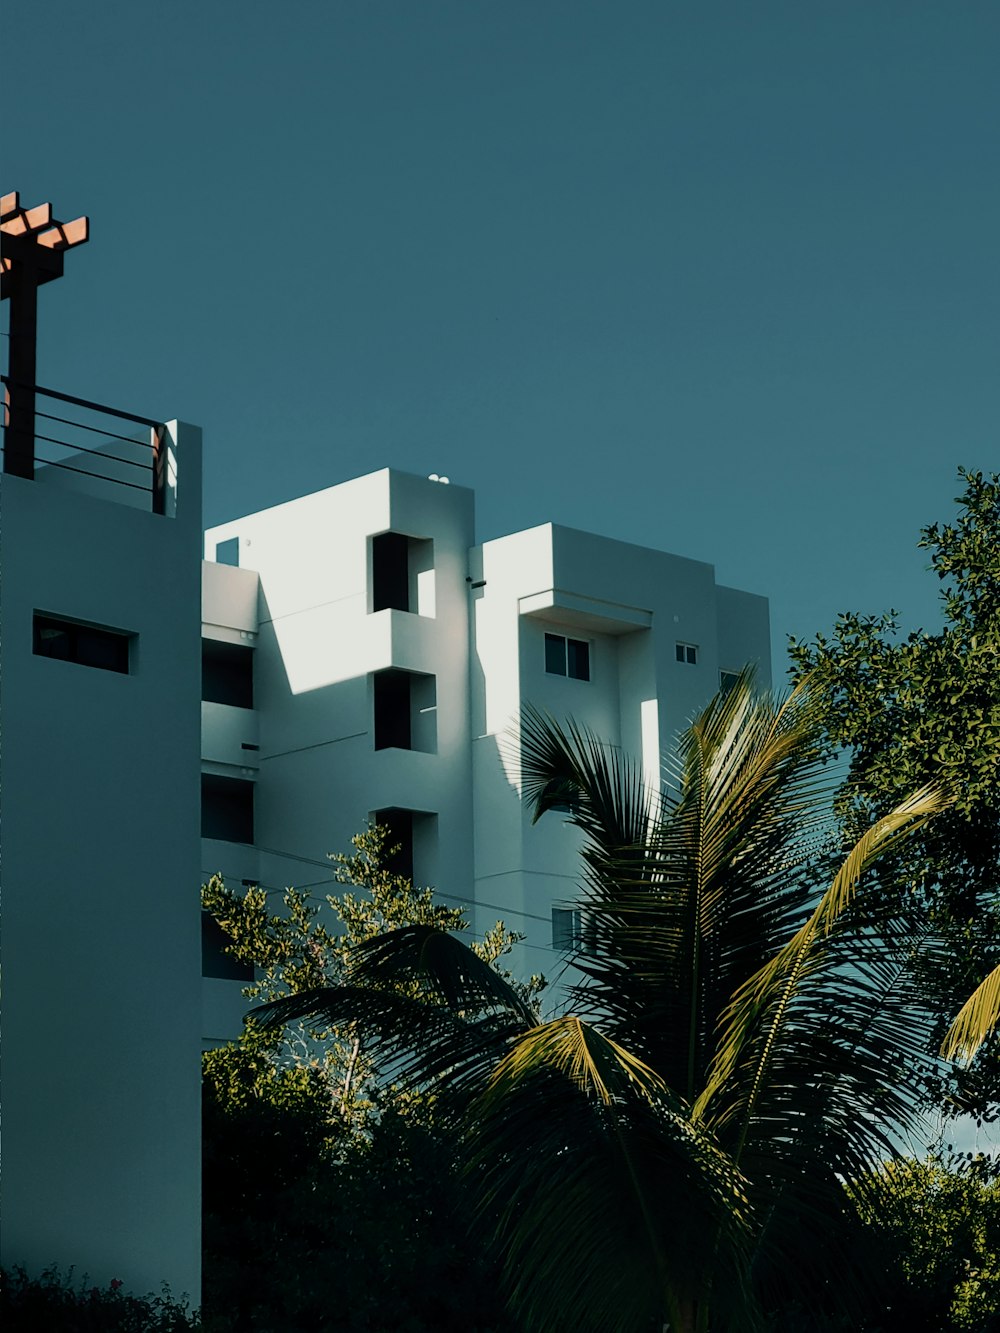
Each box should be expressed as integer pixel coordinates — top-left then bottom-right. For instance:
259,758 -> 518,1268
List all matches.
1,376 -> 169,514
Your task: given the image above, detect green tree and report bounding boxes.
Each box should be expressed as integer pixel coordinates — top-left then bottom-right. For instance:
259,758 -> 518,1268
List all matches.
254,677 -> 945,1333
201,825 -> 535,1331
849,1150 -> 1000,1331
788,467 -> 1000,1105
202,824 -> 542,1129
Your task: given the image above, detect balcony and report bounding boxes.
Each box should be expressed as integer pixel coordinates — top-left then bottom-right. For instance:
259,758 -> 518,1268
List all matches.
1,378 -> 174,515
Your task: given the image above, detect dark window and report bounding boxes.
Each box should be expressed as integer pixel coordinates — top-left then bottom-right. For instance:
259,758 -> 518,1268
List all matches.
545,633 -> 590,681
371,532 -> 411,612
372,669 -> 436,753
676,642 -> 698,665
720,670 -> 740,695
372,807 -> 414,882
201,911 -> 254,981
552,907 -> 580,952
33,613 -> 131,674
552,906 -> 596,955
202,639 -> 254,708
373,669 -> 412,750
215,537 -> 240,567
567,638 -> 590,680
202,775 -> 255,844
545,633 -> 566,676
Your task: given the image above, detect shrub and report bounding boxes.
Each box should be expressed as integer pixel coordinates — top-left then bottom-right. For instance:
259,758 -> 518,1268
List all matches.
0,1266 -> 200,1332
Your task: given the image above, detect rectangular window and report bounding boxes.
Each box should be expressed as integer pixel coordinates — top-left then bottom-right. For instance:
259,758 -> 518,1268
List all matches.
552,907 -> 582,952
552,906 -> 597,954
202,774 -> 255,844
33,613 -> 132,674
545,633 -> 591,681
371,532 -> 411,612
373,669 -> 412,749
720,670 -> 740,695
372,807 -> 415,883
675,642 -> 698,665
202,639 -> 254,708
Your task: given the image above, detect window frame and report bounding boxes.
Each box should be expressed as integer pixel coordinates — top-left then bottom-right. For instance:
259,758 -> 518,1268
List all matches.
544,632 -> 591,681
675,641 -> 698,666
33,612 -> 133,675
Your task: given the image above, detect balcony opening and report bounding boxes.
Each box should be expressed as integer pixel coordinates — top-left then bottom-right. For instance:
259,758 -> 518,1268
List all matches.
202,638 -> 254,708
202,774 -> 255,844
371,808 -> 438,886
372,807 -> 415,882
201,912 -> 254,981
372,669 -> 437,752
370,532 -> 435,616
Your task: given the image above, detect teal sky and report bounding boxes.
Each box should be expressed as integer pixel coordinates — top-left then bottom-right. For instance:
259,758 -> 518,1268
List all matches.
6,1 -> 999,672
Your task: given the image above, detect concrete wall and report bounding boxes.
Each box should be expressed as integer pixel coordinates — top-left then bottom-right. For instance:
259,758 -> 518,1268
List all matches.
202,471 -> 477,1004
200,471 -> 770,1017
469,522 -> 772,994
0,424 -> 203,1301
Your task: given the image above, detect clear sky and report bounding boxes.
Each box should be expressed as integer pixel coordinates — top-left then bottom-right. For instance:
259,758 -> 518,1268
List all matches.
6,1 -> 999,672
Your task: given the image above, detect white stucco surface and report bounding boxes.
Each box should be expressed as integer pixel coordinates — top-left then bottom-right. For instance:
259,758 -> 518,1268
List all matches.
202,470 -> 771,1013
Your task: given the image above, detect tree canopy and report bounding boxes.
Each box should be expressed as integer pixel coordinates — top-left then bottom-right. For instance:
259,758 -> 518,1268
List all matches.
788,467 -> 1000,1107
253,677 -> 946,1333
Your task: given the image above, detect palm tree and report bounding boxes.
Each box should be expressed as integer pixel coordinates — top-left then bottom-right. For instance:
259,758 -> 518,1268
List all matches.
942,963 -> 1000,1063
254,672 -> 945,1332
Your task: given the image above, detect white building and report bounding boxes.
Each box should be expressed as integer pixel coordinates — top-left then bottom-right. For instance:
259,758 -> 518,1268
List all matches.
200,467 -> 770,1029
1,447 -> 768,1302
0,411 -> 204,1302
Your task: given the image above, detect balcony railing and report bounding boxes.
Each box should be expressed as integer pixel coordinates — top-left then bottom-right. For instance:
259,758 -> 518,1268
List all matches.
1,376 -> 169,514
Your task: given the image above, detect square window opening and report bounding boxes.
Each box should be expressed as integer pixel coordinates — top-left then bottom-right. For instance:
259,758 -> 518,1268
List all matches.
545,633 -> 591,681
202,774 -> 255,844
552,906 -> 595,955
676,642 -> 698,666
202,911 -> 254,981
202,639 -> 254,708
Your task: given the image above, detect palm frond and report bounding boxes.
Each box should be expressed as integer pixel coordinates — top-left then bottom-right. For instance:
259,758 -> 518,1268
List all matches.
346,921 -> 537,1022
519,703 -> 654,846
467,1016 -> 757,1333
941,961 -> 1000,1063
482,1013 -> 668,1107
699,783 -> 946,1128
250,982 -> 528,1113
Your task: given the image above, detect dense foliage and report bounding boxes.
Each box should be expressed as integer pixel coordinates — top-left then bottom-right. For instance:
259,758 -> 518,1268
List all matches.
0,1267 -> 199,1332
853,1150 -> 1000,1331
201,826 -> 529,1331
788,467 -> 1000,1107
253,679 -> 949,1332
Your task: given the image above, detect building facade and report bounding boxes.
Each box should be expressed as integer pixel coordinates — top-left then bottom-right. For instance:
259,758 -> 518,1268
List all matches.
200,468 -> 771,1028
1,448 -> 769,1300
0,417 -> 204,1302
